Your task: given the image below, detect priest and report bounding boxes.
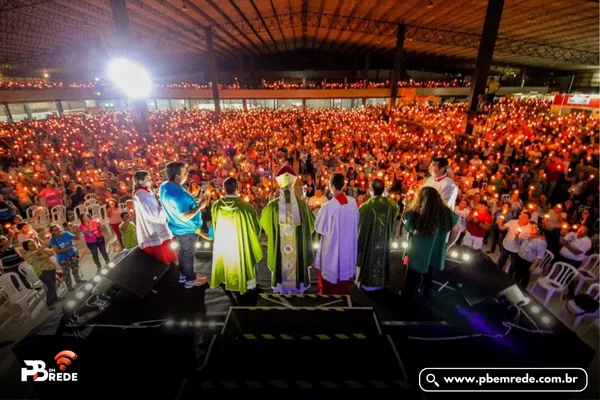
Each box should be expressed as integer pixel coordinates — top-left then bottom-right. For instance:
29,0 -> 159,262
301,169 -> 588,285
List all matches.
210,177 -> 263,294
356,179 -> 399,290
260,166 -> 315,294
314,173 -> 359,295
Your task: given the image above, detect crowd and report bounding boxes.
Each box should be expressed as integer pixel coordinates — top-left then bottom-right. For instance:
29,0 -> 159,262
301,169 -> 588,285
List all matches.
0,98 -> 598,309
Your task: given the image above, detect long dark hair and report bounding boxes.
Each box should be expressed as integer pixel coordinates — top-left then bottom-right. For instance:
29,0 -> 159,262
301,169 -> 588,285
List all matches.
407,186 -> 454,236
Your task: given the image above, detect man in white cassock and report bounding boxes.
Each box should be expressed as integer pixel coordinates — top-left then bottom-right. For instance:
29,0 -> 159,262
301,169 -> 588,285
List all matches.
314,173 -> 359,295
423,157 -> 458,210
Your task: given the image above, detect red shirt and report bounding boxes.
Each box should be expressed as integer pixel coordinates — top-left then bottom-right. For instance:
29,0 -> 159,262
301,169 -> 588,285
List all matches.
466,210 -> 493,238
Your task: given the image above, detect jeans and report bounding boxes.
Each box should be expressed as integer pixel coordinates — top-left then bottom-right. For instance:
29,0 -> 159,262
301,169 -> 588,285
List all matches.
175,234 -> 197,282
86,240 -> 110,269
39,269 -> 58,305
498,246 -> 516,271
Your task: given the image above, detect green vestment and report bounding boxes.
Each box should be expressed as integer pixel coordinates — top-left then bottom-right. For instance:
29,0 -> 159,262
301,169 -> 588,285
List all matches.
211,197 -> 263,294
357,196 -> 399,288
259,194 -> 315,291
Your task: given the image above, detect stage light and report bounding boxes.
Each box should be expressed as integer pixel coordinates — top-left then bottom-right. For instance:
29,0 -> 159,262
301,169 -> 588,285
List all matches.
100,268 -> 108,275
194,320 -> 202,327
195,242 -> 201,249
450,250 -> 459,258
94,77 -> 100,82
170,241 -> 179,250
531,306 -> 540,314
180,320 -> 188,327
166,320 -> 174,327
66,300 -> 76,308
462,253 -> 471,261
107,58 -> 152,99
93,275 -> 101,282
84,283 -> 93,291
541,316 -> 551,324
313,242 -> 319,249
203,242 -> 210,249
401,241 -> 408,249
75,292 -> 85,299
108,262 -> 115,268
392,241 -> 399,249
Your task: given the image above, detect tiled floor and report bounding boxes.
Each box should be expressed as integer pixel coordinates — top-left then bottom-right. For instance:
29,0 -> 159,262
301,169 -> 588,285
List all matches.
0,238 -> 598,398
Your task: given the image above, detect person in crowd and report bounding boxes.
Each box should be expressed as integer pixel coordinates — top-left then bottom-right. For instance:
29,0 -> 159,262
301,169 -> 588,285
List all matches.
0,195 -> 18,234
557,225 -> 592,269
132,170 -> 177,264
454,198 -> 470,245
78,213 -> 110,272
38,182 -> 64,210
48,223 -> 83,291
16,222 -> 40,246
462,201 -> 493,250
512,225 -> 547,288
422,157 -> 458,210
22,239 -> 58,310
496,211 -> 533,271
308,188 -> 328,217
356,179 -> 399,291
314,173 -> 359,295
210,177 -> 263,294
401,187 -> 460,303
260,166 -> 315,294
159,161 -> 208,289
0,233 -> 31,288
119,211 -> 138,249
107,198 -> 124,248
486,77 -> 500,105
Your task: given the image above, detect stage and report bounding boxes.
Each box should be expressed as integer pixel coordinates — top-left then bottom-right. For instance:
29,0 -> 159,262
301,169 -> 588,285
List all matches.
10,246 -> 597,399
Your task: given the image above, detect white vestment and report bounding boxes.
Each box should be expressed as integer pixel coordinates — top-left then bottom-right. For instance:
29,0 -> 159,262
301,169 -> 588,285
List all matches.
423,175 -> 458,210
133,189 -> 173,249
314,194 -> 359,284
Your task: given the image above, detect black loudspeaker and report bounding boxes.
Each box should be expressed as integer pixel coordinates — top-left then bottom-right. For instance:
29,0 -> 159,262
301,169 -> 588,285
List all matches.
446,247 -> 515,306
105,247 -> 169,298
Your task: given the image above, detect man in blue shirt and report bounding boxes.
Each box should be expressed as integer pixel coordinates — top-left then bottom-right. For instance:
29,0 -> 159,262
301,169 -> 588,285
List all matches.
160,161 -> 208,289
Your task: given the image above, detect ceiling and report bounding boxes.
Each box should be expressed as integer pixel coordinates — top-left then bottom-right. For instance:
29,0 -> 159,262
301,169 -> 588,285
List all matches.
0,0 -> 598,75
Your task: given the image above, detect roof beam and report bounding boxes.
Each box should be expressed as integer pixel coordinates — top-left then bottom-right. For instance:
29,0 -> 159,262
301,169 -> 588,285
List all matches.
203,0 -> 263,54
270,0 -> 288,51
311,0 -> 326,49
227,0 -> 268,54
287,0 -> 297,49
0,0 -> 57,13
317,0 -> 342,51
248,0 -> 279,52
301,0 -> 308,49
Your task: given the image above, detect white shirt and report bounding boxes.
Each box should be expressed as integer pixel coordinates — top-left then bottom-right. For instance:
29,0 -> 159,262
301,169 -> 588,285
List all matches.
502,220 -> 534,253
308,195 -> 328,217
314,194 -> 359,284
455,206 -> 470,232
133,189 -> 173,249
423,175 -> 458,210
560,234 -> 592,262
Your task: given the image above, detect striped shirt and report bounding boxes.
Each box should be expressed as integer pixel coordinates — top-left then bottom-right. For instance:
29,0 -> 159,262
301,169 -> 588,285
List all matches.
517,236 -> 547,263
0,246 -> 24,270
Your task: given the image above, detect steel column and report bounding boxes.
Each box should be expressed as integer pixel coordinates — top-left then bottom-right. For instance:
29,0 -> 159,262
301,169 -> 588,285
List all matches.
205,27 -> 221,116
389,24 -> 405,108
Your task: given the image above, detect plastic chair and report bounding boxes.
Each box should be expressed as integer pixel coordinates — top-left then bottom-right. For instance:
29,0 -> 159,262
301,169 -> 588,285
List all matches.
0,272 -> 44,319
84,194 -> 98,201
72,204 -> 87,222
84,199 -> 99,209
501,194 -> 510,203
565,283 -> 600,329
17,263 -> 43,290
119,203 -> 128,212
51,205 -> 67,225
527,250 -> 554,291
574,255 -> 600,293
531,262 -> 579,306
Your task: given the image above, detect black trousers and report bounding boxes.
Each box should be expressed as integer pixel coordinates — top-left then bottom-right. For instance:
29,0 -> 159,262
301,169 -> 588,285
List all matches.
512,255 -> 533,289
401,266 -> 434,303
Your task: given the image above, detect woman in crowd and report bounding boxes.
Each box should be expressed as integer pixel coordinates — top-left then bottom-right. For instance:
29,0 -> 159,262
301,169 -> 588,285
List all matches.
107,198 -> 124,248
48,223 -> 83,291
78,213 -> 111,272
132,170 -> 177,265
401,187 -> 460,303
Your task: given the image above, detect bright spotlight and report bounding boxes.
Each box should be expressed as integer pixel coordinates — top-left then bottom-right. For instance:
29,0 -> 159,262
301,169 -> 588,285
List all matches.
94,77 -> 100,82
75,292 -> 85,299
531,306 -> 540,314
450,250 -> 459,258
392,242 -> 399,249
401,241 -> 409,249
180,320 -> 188,327
166,320 -> 174,327
194,320 -> 202,327
462,253 -> 470,261
313,242 -> 319,249
84,283 -> 93,291
203,242 -> 210,249
541,316 -> 551,324
170,241 -> 179,250
100,268 -> 108,275
195,242 -> 201,249
66,300 -> 76,308
107,58 -> 152,99
108,262 -> 115,268
93,275 -> 101,282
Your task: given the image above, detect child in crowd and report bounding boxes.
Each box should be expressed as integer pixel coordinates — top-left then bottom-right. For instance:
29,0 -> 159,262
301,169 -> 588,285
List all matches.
119,211 -> 138,249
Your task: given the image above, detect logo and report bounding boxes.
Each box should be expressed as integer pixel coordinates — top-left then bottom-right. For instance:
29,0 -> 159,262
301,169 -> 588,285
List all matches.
21,350 -> 78,382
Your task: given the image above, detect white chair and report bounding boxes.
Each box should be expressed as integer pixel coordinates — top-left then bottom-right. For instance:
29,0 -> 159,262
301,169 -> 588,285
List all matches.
501,194 -> 510,203
527,250 -> 554,291
17,263 -> 43,290
84,194 -> 98,201
72,204 -> 87,222
574,255 -> 600,293
119,203 -> 128,212
531,262 -> 579,306
0,272 -> 44,319
84,199 -> 98,209
51,205 -> 67,226
565,283 -> 600,329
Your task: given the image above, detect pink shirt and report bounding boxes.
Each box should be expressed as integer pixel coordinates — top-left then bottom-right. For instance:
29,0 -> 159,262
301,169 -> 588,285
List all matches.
79,221 -> 103,243
39,188 -> 63,208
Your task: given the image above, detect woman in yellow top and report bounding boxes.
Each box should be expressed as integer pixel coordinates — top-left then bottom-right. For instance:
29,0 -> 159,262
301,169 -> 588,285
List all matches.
23,239 -> 58,310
